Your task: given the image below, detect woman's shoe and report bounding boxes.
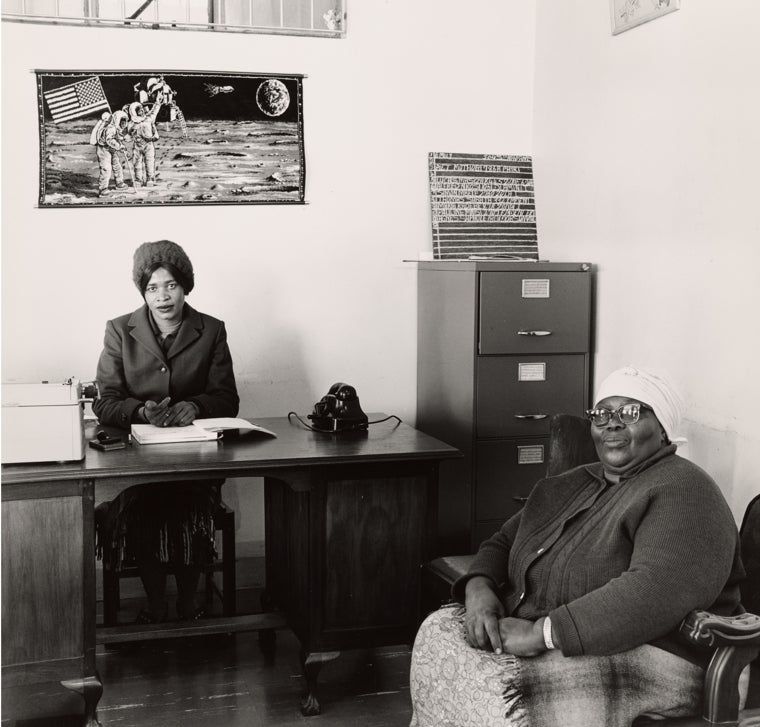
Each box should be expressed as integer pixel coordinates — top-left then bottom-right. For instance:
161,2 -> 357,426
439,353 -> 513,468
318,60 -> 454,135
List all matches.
176,604 -> 207,621
135,606 -> 167,624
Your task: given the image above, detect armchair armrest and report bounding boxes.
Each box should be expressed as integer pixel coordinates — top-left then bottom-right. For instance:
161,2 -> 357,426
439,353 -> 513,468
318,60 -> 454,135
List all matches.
679,610 -> 760,724
680,610 -> 760,649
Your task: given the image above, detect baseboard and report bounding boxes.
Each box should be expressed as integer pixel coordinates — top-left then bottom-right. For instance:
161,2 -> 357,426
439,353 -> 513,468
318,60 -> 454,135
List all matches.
235,539 -> 266,559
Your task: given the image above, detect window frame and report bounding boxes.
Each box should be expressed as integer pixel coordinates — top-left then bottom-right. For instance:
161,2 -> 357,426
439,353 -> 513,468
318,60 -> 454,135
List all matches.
1,0 -> 347,38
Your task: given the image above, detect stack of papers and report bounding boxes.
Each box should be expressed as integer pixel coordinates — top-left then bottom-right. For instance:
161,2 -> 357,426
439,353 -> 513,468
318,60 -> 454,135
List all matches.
131,417 -> 277,445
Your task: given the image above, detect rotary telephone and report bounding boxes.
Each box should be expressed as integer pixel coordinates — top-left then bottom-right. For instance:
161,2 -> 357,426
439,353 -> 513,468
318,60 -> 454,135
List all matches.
308,382 -> 369,432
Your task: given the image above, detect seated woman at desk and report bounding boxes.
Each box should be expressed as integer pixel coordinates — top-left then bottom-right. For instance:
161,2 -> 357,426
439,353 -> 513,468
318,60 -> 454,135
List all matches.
410,366 -> 745,727
93,239 -> 239,623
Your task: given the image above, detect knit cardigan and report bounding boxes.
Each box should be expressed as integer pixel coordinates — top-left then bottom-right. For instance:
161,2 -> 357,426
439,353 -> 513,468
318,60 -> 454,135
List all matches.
453,446 -> 745,667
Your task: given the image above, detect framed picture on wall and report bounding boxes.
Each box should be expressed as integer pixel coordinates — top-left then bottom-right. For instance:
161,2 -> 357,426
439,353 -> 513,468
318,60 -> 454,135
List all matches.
36,70 -> 305,207
610,0 -> 680,35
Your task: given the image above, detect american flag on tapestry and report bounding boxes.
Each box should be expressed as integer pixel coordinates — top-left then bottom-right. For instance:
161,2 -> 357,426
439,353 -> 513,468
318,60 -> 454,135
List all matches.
43,76 -> 110,123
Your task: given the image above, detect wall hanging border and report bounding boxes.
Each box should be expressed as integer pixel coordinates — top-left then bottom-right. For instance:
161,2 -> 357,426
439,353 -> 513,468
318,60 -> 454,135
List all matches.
36,70 -> 305,208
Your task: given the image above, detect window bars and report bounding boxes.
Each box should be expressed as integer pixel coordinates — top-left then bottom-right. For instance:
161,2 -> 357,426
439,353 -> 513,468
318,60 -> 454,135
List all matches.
2,0 -> 346,38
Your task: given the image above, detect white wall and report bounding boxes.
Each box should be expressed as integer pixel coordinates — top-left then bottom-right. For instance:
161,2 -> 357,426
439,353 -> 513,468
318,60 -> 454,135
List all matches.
1,1 -> 537,546
4,0 -> 754,540
532,0 -> 760,521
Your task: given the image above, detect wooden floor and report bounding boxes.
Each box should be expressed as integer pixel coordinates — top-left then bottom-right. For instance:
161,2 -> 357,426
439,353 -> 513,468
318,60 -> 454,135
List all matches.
4,566 -> 759,727
94,642 -> 758,727
98,631 -> 413,726
3,570 -> 414,727
6,632 -> 760,726
7,629 -> 413,727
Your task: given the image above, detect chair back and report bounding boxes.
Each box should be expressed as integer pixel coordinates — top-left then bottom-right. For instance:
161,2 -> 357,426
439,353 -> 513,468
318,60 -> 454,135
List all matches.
740,493 -> 760,616
546,413 -> 599,476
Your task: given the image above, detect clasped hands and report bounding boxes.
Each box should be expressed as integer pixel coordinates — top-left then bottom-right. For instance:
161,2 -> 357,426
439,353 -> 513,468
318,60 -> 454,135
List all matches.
464,576 -> 547,657
142,397 -> 199,427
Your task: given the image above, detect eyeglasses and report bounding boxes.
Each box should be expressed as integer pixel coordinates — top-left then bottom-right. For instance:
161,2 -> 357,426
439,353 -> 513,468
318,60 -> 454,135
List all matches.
584,403 -> 652,427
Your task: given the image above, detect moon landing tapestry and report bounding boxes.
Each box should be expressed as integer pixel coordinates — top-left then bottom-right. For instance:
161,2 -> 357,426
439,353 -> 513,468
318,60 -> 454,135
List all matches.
36,70 -> 305,207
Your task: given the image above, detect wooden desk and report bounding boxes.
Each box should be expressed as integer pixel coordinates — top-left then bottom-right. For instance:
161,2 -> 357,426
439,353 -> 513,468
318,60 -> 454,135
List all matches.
1,415 -> 459,724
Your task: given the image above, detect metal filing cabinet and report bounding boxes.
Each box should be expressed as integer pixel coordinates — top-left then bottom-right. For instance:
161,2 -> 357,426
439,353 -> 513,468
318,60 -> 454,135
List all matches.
416,261 -> 594,554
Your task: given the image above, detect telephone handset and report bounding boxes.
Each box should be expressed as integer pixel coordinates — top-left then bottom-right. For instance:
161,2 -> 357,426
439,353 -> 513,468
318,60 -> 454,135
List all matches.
308,382 -> 369,432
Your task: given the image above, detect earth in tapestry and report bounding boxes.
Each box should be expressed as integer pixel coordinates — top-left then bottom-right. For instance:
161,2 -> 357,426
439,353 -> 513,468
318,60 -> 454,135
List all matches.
428,152 -> 538,260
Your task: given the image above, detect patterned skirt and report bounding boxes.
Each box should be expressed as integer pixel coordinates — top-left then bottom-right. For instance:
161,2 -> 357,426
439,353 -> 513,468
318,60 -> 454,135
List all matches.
409,605 -> 709,727
95,480 -> 222,571
410,605 -> 527,727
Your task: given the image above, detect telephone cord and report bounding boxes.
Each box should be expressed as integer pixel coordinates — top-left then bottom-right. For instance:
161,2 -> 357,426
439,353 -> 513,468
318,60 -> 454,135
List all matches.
287,411 -> 401,433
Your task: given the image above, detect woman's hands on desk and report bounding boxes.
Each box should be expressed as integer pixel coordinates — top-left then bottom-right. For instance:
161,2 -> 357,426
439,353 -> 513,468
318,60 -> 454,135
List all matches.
140,397 -> 200,427
163,401 -> 199,427
141,397 -> 171,425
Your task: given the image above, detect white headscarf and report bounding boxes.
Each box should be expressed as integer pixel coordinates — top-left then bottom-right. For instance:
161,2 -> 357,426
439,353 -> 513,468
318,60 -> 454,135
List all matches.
594,366 -> 685,444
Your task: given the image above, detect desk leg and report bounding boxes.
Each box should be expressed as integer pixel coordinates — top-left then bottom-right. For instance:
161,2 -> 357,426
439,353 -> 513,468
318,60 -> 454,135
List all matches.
300,650 -> 340,716
61,674 -> 103,727
266,463 -> 437,716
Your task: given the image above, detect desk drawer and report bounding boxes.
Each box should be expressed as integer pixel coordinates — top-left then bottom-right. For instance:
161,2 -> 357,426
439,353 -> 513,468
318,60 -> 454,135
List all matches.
475,438 -> 547,522
479,272 -> 591,354
476,355 -> 586,437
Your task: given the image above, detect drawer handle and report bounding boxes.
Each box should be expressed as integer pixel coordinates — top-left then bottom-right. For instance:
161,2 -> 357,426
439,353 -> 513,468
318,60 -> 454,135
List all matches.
513,496 -> 529,503
517,330 -> 552,337
514,414 -> 548,420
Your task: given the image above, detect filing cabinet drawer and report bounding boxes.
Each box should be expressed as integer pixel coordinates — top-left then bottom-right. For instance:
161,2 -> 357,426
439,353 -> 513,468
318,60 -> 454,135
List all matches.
475,437 -> 547,522
479,272 -> 591,354
476,355 -> 586,437
417,261 -> 593,553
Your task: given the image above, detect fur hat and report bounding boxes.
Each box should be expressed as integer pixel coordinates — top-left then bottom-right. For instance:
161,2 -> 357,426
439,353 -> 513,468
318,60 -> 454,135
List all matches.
132,240 -> 194,294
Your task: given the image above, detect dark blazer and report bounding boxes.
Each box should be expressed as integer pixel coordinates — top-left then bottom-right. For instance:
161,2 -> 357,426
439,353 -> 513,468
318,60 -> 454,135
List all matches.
93,303 -> 239,429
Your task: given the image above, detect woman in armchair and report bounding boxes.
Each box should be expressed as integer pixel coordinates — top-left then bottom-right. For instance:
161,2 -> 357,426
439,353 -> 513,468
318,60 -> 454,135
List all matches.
410,366 -> 746,727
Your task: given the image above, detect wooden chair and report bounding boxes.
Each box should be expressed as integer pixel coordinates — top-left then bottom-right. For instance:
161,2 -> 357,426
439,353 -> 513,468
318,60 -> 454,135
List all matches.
421,414 -> 760,726
101,499 -> 236,625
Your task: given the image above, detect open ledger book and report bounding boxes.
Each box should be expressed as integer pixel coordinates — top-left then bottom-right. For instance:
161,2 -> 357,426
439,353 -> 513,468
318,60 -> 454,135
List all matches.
131,417 -> 277,445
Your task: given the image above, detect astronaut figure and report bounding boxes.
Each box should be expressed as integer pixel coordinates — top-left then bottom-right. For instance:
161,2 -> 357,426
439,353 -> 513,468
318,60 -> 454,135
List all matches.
92,110 -> 131,197
128,99 -> 162,187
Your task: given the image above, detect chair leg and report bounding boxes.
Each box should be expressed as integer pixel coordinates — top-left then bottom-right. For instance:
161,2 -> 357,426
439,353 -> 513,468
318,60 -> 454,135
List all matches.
222,509 -> 236,616
703,645 -> 759,723
102,565 -> 120,626
204,571 -> 215,612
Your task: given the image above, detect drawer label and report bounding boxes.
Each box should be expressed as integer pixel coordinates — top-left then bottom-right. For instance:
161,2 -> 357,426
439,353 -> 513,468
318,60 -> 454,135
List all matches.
517,445 -> 545,465
518,362 -> 546,381
522,278 -> 550,298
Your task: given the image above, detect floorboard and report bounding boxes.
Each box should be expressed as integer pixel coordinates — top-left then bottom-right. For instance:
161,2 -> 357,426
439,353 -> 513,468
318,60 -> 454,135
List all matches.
3,628 -> 413,727
4,578 -> 414,727
6,636 -> 760,726
4,560 -> 758,727
93,630 -> 413,727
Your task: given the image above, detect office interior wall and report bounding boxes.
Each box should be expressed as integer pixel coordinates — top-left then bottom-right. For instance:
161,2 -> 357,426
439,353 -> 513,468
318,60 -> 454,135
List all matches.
531,0 -> 760,521
1,1 -> 537,546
